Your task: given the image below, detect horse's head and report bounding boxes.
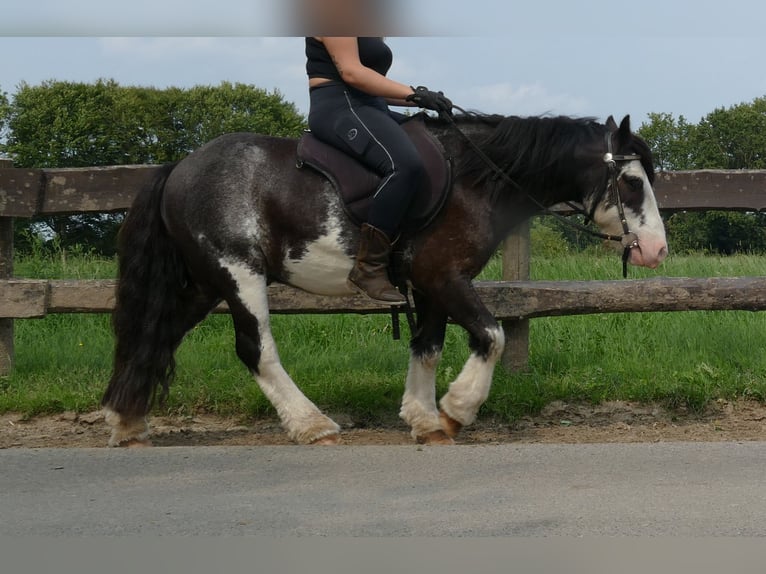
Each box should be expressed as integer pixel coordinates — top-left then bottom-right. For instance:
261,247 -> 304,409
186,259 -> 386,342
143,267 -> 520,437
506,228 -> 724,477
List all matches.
585,115 -> 668,269
437,111 -> 668,269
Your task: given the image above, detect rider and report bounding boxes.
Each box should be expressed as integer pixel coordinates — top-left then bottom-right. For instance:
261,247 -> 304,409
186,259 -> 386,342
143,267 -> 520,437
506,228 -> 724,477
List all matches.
306,36 -> 453,304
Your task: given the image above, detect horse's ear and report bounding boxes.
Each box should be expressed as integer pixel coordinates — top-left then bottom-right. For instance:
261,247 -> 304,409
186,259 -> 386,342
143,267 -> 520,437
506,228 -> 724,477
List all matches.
617,115 -> 632,145
606,115 -> 618,131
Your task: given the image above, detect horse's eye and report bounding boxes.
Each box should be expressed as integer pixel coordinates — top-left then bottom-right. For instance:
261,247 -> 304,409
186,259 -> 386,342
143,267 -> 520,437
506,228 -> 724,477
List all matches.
625,176 -> 644,191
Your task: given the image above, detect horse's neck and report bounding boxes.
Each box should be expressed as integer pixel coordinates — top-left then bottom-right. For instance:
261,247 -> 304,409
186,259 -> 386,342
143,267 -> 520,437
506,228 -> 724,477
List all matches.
431,119 -> 588,251
437,122 -> 579,206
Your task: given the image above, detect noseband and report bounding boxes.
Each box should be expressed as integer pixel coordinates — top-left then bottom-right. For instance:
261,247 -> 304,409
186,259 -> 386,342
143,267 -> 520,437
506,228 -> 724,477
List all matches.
443,108 -> 642,278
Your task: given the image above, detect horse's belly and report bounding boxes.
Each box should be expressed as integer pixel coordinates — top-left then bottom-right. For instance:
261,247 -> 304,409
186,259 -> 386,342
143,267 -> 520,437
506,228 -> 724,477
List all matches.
283,229 -> 355,296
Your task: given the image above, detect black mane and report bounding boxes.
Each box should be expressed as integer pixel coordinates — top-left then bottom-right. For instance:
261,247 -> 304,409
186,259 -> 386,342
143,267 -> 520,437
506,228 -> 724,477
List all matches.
454,113 -> 604,191
427,111 -> 655,200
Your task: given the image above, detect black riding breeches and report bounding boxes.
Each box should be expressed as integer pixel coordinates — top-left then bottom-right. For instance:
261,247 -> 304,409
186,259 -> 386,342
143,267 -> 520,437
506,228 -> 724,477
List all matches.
308,83 -> 427,238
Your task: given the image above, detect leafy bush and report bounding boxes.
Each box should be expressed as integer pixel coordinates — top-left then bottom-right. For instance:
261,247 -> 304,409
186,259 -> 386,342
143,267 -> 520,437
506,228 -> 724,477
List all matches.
664,211 -> 766,255
1,80 -> 307,255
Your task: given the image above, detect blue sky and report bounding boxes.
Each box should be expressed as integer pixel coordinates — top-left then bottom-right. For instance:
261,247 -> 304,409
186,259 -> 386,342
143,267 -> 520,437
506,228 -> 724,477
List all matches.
2,0 -> 766,126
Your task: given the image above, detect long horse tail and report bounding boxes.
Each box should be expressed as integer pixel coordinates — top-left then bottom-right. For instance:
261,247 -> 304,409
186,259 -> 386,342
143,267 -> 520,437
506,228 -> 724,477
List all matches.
101,162 -> 186,420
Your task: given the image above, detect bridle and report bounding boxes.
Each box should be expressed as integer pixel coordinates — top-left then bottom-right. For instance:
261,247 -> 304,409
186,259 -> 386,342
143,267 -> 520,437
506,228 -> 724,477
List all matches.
602,130 -> 640,277
441,108 -> 642,278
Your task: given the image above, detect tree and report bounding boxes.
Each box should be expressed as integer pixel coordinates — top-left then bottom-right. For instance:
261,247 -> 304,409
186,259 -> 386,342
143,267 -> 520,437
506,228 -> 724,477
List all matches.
5,79 -> 306,167
2,80 -> 306,255
638,98 -> 766,254
692,97 -> 766,169
639,98 -> 766,171
0,87 -> 9,156
637,112 -> 697,171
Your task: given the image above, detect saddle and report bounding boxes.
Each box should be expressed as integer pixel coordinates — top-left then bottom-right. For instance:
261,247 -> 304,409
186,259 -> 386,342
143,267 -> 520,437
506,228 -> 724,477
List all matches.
296,113 -> 452,232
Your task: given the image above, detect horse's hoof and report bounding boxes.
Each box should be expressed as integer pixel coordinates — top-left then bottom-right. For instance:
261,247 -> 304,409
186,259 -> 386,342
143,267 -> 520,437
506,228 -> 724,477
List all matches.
415,430 -> 455,445
311,434 -> 342,445
439,410 -> 463,438
124,438 -> 153,448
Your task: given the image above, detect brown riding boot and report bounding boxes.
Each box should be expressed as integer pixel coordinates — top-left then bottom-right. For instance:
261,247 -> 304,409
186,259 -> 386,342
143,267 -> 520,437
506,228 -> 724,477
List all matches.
348,224 -> 407,305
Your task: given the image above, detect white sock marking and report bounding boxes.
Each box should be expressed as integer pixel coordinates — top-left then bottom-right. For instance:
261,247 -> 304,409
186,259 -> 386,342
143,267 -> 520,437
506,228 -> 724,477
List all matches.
439,327 -> 505,426
220,258 -> 339,443
400,351 -> 443,438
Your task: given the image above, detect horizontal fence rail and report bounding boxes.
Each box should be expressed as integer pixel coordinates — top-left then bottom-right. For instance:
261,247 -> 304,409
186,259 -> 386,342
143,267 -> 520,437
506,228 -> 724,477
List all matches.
1,160 -> 765,375
1,277 -> 765,320
2,166 -> 766,217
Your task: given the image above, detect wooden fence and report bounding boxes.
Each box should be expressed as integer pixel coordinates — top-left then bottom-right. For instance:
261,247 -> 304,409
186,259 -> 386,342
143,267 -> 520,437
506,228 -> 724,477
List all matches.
1,158 -> 765,375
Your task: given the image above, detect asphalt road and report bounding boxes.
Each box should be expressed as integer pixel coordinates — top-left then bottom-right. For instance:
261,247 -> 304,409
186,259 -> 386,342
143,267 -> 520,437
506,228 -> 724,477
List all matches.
2,442 -> 766,536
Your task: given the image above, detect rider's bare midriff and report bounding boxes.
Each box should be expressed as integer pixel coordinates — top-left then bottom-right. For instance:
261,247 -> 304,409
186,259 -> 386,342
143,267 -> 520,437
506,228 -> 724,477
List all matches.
309,78 -> 335,89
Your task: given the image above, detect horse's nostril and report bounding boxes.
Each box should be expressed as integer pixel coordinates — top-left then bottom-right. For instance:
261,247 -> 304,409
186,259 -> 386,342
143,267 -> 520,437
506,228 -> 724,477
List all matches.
658,246 -> 669,260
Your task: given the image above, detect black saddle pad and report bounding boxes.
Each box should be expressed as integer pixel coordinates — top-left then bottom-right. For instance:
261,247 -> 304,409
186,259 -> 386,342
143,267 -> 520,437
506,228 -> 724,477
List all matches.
296,114 -> 452,231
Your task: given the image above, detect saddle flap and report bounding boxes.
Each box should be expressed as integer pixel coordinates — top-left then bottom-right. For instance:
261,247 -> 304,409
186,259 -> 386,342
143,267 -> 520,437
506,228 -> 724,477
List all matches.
297,132 -> 380,204
297,113 -> 452,230
401,115 -> 452,223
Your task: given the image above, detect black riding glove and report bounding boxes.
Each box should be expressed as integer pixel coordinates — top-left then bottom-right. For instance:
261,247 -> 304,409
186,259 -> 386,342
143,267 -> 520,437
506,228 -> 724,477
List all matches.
406,86 -> 453,115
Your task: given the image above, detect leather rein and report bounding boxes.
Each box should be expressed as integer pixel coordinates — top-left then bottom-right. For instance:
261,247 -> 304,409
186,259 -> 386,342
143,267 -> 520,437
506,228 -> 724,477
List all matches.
441,107 -> 641,278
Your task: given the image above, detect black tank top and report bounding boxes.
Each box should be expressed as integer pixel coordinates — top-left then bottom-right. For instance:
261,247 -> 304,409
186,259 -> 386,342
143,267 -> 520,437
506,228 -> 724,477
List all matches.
305,37 -> 393,82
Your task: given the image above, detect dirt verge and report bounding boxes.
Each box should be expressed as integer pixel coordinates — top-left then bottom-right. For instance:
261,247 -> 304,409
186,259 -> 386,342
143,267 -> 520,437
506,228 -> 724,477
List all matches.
3,398 -> 766,448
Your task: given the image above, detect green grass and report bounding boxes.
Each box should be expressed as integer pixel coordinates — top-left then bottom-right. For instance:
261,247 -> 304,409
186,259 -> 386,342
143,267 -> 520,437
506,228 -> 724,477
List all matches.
15,246 -> 118,280
1,249 -> 765,423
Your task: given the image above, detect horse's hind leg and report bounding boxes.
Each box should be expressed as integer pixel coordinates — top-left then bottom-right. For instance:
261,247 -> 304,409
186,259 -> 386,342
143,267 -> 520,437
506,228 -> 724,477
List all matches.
222,261 -> 341,445
104,287 -> 218,447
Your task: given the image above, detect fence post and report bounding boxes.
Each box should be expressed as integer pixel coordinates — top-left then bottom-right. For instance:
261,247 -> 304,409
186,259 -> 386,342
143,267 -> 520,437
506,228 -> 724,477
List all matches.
0,158 -> 14,375
501,220 -> 530,371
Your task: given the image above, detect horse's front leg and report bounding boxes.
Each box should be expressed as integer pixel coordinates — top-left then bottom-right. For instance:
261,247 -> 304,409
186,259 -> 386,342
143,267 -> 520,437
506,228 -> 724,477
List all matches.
399,296 -> 453,444
437,281 -> 505,439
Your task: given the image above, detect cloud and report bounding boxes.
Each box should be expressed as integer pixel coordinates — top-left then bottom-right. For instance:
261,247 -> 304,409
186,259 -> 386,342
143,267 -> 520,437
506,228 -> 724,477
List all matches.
100,37 -> 218,58
2,0 -> 279,35
99,37 -> 301,63
97,37 -> 306,84
459,82 -> 590,117
95,37 -> 310,112
386,63 -> 418,87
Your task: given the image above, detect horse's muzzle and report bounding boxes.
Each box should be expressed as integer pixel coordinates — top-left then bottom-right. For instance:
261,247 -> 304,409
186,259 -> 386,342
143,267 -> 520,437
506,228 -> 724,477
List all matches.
629,238 -> 669,269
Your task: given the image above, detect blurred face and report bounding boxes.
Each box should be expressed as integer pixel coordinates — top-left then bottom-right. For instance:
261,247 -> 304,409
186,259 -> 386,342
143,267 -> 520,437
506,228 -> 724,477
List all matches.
296,0 -> 391,36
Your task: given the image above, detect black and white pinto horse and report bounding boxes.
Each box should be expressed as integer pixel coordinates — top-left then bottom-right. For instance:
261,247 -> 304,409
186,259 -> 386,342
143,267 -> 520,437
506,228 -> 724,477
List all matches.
101,112 -> 667,446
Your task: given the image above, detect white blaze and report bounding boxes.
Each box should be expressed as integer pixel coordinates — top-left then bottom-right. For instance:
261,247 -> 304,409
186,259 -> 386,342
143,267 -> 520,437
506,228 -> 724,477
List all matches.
591,160 -> 668,268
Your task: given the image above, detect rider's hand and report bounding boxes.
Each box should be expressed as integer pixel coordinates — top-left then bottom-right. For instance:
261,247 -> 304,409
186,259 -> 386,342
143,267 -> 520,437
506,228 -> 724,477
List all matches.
405,86 -> 453,115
